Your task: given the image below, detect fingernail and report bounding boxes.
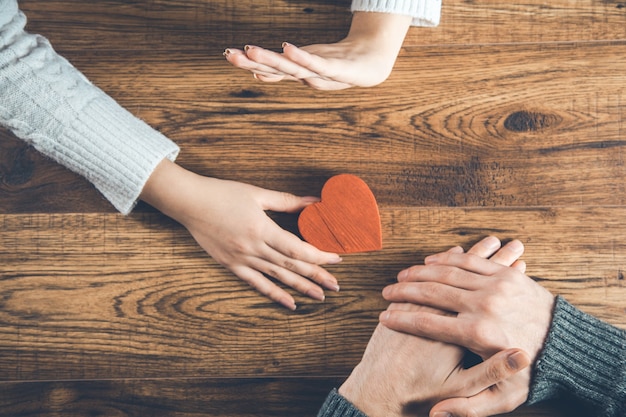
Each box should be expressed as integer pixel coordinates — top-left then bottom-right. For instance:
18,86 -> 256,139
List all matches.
382,286 -> 391,298
397,269 -> 408,280
326,281 -> 340,292
379,311 -> 390,322
244,44 -> 251,52
507,239 -> 524,252
327,256 -> 342,265
282,42 -> 290,48
424,253 -> 440,264
307,288 -> 325,301
282,299 -> 297,311
507,351 -> 525,370
432,412 -> 452,417
482,235 -> 501,250
223,48 -> 231,57
302,196 -> 320,204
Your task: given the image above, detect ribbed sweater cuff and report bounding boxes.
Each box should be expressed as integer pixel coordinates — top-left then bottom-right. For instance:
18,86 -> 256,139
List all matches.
317,389 -> 368,417
527,296 -> 626,417
351,0 -> 441,27
63,94 -> 180,214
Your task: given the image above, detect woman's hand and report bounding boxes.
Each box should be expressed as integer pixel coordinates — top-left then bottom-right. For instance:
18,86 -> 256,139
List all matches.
224,12 -> 412,90
140,159 -> 342,310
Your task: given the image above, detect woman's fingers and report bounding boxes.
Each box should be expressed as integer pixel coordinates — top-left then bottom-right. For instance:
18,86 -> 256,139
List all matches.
231,265 -> 297,310
243,45 -> 319,79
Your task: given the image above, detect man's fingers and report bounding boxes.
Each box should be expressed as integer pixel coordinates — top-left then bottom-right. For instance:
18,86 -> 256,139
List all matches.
488,239 -> 524,267
420,252 -> 506,278
397,263 -> 484,290
458,349 -> 530,393
382,281 -> 467,312
464,236 -> 502,260
512,259 -> 526,273
431,380 -> 528,417
429,349 -> 530,417
379,309 -> 462,345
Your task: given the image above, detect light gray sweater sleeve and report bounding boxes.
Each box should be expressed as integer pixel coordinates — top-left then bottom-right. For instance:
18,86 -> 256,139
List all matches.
0,0 -> 180,214
351,0 -> 442,27
528,296 -> 626,417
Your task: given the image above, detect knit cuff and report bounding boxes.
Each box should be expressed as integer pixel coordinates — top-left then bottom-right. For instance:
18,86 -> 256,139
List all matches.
317,389 -> 368,417
63,93 -> 180,214
527,296 -> 626,417
351,0 -> 442,27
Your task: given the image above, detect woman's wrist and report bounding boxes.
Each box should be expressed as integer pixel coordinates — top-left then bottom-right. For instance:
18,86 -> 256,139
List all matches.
139,159 -> 202,221
345,12 -> 412,57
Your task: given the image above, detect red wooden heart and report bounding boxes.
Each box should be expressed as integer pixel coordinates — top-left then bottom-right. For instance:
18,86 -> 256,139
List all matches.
298,174 -> 382,254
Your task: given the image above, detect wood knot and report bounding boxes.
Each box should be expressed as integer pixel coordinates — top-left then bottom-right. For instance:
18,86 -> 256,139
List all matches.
504,111 -> 559,132
504,110 -> 559,132
230,89 -> 265,99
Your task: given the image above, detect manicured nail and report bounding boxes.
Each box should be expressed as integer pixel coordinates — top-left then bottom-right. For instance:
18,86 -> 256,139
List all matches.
302,196 -> 320,204
432,412 -> 452,417
307,288 -> 325,301
284,302 -> 296,311
325,281 -> 340,292
327,256 -> 343,265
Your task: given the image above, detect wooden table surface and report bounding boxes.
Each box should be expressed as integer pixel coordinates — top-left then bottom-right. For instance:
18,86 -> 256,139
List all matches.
1,1 -> 625,416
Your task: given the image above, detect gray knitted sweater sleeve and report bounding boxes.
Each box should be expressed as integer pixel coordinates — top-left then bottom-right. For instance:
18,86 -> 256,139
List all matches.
317,296 -> 625,417
0,0 -> 180,214
316,389 -> 367,417
527,296 -> 626,417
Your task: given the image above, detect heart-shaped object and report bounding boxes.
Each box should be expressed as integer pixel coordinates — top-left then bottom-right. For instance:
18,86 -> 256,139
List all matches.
298,174 -> 382,254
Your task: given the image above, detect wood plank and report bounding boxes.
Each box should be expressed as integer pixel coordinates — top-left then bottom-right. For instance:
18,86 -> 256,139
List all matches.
0,378 -> 585,417
3,2 -> 624,416
1,208 -> 623,382
3,42 -> 625,212
16,0 -> 626,53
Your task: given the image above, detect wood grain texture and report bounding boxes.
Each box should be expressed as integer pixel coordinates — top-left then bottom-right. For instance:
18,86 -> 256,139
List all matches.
1,0 -> 625,416
3,41 -> 626,212
1,209 -> 624,382
0,379 -> 586,417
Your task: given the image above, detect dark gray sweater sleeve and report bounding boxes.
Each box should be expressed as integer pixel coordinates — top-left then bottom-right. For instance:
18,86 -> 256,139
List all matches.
527,296 -> 626,417
316,389 -> 367,417
318,296 -> 625,417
